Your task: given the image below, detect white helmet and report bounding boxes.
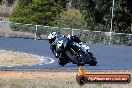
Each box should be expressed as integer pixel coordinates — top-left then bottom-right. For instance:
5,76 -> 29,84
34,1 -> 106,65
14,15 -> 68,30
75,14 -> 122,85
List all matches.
48,32 -> 57,39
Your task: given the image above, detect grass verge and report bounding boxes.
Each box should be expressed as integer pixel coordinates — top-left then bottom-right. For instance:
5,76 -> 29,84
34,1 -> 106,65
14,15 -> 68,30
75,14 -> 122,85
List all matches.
0,50 -> 41,67
0,70 -> 131,88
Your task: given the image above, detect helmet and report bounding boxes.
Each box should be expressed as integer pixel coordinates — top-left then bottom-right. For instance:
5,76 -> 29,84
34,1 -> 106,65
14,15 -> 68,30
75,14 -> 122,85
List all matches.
48,32 -> 57,39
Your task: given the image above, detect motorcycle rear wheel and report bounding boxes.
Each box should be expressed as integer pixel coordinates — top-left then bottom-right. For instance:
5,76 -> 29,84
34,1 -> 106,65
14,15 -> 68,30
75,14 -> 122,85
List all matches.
65,50 -> 85,66
89,57 -> 97,66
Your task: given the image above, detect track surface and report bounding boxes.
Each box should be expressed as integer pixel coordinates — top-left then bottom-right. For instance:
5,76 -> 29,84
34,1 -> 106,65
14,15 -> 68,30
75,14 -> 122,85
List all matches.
0,37 -> 132,70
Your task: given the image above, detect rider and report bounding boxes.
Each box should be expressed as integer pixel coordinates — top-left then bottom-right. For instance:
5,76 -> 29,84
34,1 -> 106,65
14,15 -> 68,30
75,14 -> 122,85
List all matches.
48,32 -> 66,57
48,32 -> 83,57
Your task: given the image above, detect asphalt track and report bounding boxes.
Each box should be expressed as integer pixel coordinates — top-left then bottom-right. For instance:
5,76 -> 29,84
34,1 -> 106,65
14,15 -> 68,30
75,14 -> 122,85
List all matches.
0,37 -> 132,70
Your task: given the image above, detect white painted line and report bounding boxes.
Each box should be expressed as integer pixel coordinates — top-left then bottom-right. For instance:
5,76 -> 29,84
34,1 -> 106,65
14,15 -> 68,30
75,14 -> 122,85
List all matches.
42,56 -> 55,64
48,57 -> 55,64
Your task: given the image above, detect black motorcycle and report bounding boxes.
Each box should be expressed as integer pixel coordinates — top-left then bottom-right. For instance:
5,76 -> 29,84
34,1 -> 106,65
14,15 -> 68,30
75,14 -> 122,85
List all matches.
48,34 -> 97,66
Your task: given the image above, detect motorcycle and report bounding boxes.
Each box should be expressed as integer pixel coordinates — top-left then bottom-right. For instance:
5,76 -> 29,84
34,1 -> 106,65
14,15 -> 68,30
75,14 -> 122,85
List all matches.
48,32 -> 97,66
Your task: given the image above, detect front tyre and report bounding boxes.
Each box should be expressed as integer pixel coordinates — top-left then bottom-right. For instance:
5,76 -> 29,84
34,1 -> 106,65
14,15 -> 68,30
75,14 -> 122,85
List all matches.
58,60 -> 65,66
58,57 -> 68,66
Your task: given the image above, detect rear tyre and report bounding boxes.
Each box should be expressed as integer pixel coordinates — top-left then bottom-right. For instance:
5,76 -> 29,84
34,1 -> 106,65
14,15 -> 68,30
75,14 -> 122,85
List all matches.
89,57 -> 97,66
65,51 -> 85,66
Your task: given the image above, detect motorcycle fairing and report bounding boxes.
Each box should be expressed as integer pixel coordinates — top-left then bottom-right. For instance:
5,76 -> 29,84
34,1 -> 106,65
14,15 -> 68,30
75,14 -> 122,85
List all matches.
55,36 -> 71,54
